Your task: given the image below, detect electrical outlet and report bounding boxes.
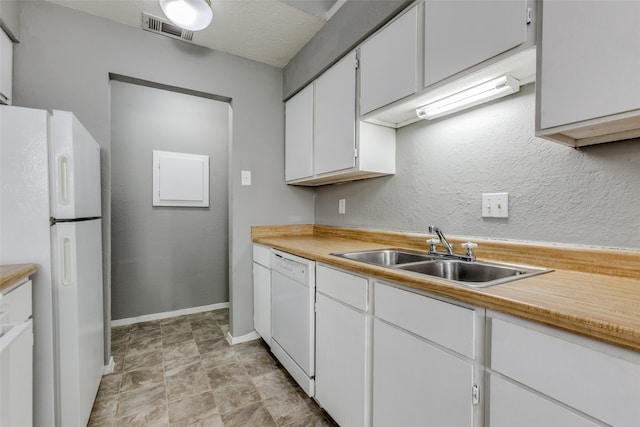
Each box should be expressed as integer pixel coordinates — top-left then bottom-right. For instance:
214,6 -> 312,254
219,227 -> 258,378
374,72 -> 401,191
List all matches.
338,199 -> 346,214
482,192 -> 508,218
241,170 -> 251,186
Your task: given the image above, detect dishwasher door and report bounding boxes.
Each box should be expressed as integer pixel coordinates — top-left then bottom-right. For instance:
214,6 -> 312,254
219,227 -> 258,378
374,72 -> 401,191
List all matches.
271,269 -> 314,377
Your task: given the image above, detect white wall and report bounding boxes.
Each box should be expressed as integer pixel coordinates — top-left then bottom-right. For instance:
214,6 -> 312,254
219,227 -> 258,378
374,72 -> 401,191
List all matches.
316,84 -> 640,249
13,1 -> 315,374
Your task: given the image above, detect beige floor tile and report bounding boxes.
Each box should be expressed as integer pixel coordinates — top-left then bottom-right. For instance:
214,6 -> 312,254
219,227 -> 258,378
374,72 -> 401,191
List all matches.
164,340 -> 200,362
210,379 -> 262,414
163,331 -> 195,346
263,390 -> 318,426
116,384 -> 167,419
114,404 -> 169,427
120,366 -> 165,393
92,310 -> 333,427
123,349 -> 163,372
252,369 -> 299,400
206,362 -> 248,390
167,391 -> 219,427
220,402 -> 277,427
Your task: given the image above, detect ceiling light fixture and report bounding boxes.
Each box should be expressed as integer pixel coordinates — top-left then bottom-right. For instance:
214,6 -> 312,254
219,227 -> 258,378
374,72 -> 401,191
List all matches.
159,0 -> 213,31
416,75 -> 520,120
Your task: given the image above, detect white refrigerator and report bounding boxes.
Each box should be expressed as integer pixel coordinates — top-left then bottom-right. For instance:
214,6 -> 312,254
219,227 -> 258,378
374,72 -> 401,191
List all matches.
0,105 -> 105,427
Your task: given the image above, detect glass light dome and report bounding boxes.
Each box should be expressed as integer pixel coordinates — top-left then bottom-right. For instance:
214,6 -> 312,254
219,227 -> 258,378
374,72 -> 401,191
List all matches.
159,0 -> 213,31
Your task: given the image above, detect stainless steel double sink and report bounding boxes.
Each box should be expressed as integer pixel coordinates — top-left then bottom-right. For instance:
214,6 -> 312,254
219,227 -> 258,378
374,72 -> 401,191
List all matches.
332,249 -> 551,288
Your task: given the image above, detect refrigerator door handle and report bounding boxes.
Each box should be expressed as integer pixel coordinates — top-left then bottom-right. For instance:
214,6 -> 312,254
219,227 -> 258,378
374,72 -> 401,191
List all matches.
61,237 -> 73,286
58,155 -> 70,206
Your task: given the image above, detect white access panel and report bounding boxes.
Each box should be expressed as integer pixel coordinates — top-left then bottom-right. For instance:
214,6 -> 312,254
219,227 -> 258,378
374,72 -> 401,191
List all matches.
51,110 -> 102,219
152,150 -> 210,207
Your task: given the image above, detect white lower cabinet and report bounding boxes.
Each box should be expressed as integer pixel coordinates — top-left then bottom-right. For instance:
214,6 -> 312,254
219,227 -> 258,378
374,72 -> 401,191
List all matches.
252,245 -> 271,345
488,311 -> 640,427
373,319 -> 475,427
315,265 -> 370,427
372,282 -> 482,427
488,375 -> 598,427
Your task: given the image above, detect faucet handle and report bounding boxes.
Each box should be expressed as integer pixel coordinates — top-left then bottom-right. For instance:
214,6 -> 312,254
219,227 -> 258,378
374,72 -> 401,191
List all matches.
461,242 -> 478,260
426,238 -> 440,252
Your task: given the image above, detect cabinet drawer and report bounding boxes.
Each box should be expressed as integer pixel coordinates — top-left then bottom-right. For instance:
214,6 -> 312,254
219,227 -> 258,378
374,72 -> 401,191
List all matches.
374,283 -> 475,358
491,317 -> 640,426
1,279 -> 32,322
316,265 -> 367,311
252,244 -> 271,268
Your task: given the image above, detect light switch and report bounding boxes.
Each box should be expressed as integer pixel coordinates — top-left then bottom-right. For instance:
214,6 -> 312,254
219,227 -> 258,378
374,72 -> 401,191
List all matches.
338,199 -> 346,214
482,192 -> 508,218
241,170 -> 251,186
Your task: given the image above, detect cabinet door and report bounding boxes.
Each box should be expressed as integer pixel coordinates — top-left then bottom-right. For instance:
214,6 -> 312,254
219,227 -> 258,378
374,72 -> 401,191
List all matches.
285,85 -> 314,182
252,262 -> 271,345
314,51 -> 356,175
538,0 -> 640,130
373,319 -> 475,427
424,0 -> 527,87
489,375 -> 598,427
316,293 -> 368,427
0,29 -> 13,105
360,7 -> 417,115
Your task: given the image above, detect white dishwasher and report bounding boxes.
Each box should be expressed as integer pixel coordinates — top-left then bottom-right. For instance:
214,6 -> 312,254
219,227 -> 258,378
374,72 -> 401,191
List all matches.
270,250 -> 316,396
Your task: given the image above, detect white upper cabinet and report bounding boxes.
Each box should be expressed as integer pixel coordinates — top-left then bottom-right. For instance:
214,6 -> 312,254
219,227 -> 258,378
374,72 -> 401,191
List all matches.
285,85 -> 314,182
360,6 -> 418,116
0,29 -> 12,105
285,51 -> 396,186
314,52 -> 357,175
536,0 -> 640,147
424,0 -> 529,87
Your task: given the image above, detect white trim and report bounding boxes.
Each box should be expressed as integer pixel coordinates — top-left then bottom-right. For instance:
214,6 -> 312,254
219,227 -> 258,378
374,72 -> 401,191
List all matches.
103,356 -> 115,375
326,0 -> 347,20
226,330 -> 261,346
110,302 -> 229,327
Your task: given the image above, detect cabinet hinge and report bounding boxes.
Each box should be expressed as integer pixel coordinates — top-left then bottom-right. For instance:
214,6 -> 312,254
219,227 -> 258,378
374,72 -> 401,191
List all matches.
354,147 -> 358,158
355,58 -> 359,69
472,384 -> 479,405
526,7 -> 533,24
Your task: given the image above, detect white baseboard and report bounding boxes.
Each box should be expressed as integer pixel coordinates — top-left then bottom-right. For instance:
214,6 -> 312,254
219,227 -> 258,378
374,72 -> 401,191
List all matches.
111,302 -> 229,327
103,356 -> 115,375
226,330 -> 261,346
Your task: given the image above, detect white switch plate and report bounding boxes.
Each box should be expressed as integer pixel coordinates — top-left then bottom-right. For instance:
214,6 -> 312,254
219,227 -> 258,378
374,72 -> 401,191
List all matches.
338,198 -> 346,214
482,192 -> 508,218
241,170 -> 251,186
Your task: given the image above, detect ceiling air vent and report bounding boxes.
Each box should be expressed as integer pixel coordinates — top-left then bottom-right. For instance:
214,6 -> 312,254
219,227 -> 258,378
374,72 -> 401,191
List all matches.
142,12 -> 195,43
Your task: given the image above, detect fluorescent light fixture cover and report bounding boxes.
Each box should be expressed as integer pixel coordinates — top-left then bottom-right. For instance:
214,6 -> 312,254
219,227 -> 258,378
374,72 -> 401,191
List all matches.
159,0 -> 213,31
416,75 -> 520,120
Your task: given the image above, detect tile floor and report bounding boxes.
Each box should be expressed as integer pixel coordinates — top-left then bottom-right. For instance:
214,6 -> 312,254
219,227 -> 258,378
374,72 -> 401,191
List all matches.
88,308 -> 337,426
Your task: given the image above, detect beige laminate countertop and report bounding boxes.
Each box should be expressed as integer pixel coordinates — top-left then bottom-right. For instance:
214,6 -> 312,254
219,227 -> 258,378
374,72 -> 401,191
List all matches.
0,264 -> 37,293
253,225 -> 640,353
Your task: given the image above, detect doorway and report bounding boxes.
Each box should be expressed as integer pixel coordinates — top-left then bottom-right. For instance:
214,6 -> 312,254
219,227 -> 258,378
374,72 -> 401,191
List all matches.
110,78 -> 230,320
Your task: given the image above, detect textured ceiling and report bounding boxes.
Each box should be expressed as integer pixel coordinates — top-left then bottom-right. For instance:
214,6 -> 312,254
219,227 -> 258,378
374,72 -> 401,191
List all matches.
45,0 -> 337,68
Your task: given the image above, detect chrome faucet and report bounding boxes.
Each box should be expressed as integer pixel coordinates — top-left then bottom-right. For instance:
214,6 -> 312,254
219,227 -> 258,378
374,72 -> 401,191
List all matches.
428,226 -> 454,255
427,226 -> 478,262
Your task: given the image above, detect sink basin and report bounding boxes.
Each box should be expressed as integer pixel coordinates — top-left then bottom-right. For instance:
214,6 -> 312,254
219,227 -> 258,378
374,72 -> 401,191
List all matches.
396,259 -> 551,288
332,249 -> 437,266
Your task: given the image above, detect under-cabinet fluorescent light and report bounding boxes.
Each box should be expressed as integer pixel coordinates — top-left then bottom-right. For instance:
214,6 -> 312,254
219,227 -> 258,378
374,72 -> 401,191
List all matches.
416,75 -> 520,120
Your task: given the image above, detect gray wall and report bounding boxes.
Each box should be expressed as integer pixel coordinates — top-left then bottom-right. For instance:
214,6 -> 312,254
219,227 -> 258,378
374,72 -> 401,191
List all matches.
14,1 -> 315,348
316,84 -> 640,249
110,80 -> 230,320
283,0 -> 409,98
